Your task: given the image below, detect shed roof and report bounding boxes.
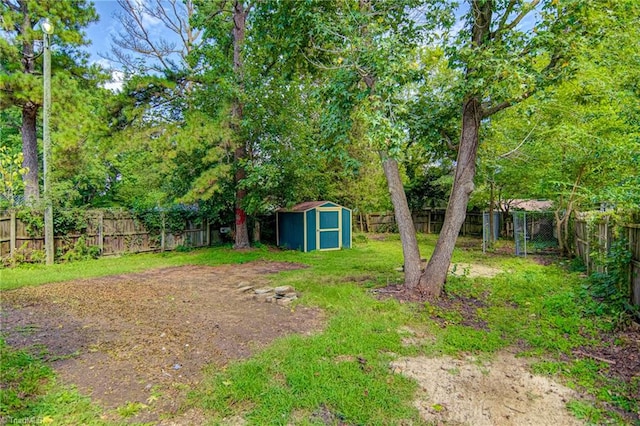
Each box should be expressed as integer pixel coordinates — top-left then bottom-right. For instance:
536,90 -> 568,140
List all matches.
506,199 -> 553,211
277,201 -> 335,213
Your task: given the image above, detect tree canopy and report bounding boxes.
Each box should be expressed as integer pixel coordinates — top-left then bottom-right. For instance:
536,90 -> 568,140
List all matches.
1,0 -> 99,203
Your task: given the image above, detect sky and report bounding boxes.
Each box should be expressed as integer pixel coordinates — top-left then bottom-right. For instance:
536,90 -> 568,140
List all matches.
84,1 -> 127,90
84,0 -> 179,90
85,1 -> 122,65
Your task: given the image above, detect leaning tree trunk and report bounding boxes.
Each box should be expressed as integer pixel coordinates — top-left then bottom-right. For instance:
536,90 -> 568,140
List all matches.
231,0 -> 250,249
380,152 -> 422,289
555,204 -> 574,256
357,61 -> 423,289
419,97 -> 482,297
22,101 -> 40,203
360,69 -> 422,290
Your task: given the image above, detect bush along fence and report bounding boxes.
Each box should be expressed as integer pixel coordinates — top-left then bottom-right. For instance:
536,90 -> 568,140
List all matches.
573,212 -> 640,308
0,208 -> 210,265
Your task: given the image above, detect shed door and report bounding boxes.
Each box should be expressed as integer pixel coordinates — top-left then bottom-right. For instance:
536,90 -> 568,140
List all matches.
316,207 -> 342,251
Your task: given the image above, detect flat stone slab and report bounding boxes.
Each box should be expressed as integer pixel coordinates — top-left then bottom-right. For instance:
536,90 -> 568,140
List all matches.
254,287 -> 274,295
274,285 -> 295,295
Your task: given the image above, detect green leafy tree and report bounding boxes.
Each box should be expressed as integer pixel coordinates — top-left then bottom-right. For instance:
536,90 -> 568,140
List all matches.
37,62 -> 112,208
419,0 -> 593,296
475,0 -> 640,253
0,145 -> 26,208
190,0 -> 253,248
254,0 -> 442,289
0,0 -> 98,203
190,1 -> 362,246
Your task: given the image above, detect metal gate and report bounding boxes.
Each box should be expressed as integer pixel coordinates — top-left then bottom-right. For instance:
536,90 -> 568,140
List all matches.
513,211 -> 528,256
513,211 -> 558,257
482,212 -> 501,253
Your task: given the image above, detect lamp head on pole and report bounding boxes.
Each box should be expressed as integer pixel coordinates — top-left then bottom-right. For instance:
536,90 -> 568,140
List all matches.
41,19 -> 54,35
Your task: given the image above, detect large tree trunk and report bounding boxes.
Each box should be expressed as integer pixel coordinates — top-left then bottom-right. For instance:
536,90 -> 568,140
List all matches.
232,0 -> 250,249
417,0 -> 491,298
359,66 -> 422,290
22,101 -> 40,203
380,152 -> 422,289
354,0 -> 423,288
419,97 -> 482,297
20,3 -> 39,203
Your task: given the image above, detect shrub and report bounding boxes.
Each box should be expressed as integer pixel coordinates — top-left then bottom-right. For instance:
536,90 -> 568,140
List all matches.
584,239 -> 638,324
59,236 -> 101,263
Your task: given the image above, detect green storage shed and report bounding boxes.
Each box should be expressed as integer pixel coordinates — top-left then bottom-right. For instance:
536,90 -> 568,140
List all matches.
276,201 -> 352,252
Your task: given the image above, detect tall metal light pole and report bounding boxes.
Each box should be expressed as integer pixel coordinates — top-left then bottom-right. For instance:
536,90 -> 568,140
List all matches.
42,19 -> 54,265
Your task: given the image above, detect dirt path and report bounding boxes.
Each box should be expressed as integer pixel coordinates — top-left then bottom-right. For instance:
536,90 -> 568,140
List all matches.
1,261 -> 323,423
391,350 -> 583,426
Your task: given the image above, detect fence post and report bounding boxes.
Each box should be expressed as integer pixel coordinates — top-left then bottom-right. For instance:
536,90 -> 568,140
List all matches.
161,212 -> 166,252
98,211 -> 104,254
628,226 -> 632,301
523,212 -> 527,257
586,223 -> 591,275
10,210 -> 16,255
253,219 -> 261,243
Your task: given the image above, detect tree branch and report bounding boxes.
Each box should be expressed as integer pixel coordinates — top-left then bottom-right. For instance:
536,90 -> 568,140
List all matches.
482,90 -> 533,118
498,124 -> 537,158
302,51 -> 351,72
494,0 -> 517,38
109,0 -> 200,74
492,0 -> 541,39
441,130 -> 457,151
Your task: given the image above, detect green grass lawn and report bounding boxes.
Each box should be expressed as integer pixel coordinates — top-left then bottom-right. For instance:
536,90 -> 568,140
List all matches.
1,234 -> 637,425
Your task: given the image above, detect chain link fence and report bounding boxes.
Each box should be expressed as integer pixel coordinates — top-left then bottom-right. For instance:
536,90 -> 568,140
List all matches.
512,211 -> 558,256
482,212 -> 501,253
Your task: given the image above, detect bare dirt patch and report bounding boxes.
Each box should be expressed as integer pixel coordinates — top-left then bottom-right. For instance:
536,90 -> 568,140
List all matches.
0,261 -> 323,423
449,262 -> 503,279
391,350 -> 583,426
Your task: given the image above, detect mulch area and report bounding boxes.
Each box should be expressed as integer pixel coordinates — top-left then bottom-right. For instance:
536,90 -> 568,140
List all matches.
573,324 -> 640,417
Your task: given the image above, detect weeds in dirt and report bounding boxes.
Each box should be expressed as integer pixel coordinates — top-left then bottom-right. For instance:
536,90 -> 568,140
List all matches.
116,402 -> 148,418
0,338 -> 107,425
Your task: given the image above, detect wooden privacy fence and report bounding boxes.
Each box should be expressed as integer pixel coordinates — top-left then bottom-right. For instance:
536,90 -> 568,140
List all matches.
574,217 -> 640,307
573,219 -> 614,274
0,210 -> 209,259
354,209 -> 487,236
628,225 -> 640,306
